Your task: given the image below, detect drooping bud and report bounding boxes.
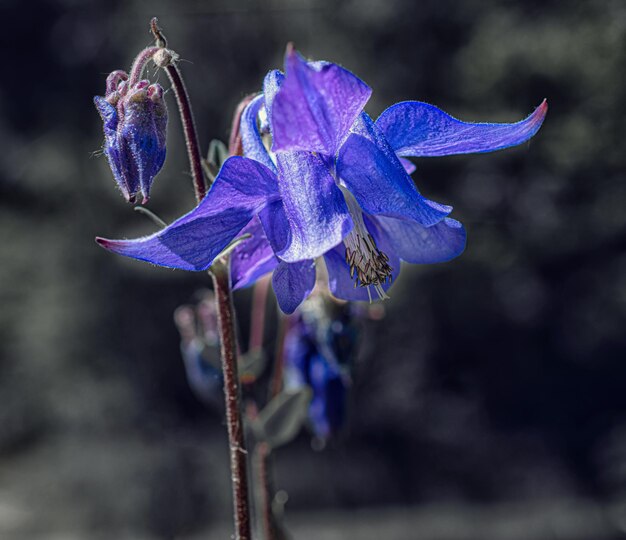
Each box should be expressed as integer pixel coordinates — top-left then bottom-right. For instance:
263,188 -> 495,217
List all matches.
94,71 -> 167,204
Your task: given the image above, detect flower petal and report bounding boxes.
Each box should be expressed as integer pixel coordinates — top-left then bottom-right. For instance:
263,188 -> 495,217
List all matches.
376,215 -> 466,264
94,96 -> 138,201
258,199 -> 291,254
231,217 -> 279,290
337,127 -> 451,227
271,47 -> 372,155
241,94 -> 276,172
96,157 -> 279,271
324,215 -> 401,302
263,69 -> 285,124
376,99 -> 548,157
272,259 -> 316,314
274,151 -> 353,262
399,157 -> 416,174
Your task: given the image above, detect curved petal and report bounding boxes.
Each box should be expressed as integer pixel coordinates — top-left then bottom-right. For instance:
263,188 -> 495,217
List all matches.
96,157 -> 279,271
263,69 -> 285,125
324,215 -> 401,302
376,99 -> 548,157
337,132 -> 451,226
259,199 -> 291,254
275,151 -> 352,262
231,217 -> 279,290
94,96 -> 137,201
399,157 -> 416,175
271,46 -> 371,155
376,216 -> 466,264
272,259 -> 316,314
240,94 -> 276,172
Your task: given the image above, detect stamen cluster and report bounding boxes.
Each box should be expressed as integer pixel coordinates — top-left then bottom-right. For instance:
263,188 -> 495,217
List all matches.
344,231 -> 393,299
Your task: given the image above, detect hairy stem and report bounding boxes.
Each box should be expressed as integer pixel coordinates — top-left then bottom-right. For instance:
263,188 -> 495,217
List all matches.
150,18 -> 206,202
128,46 -> 161,86
228,94 -> 256,157
211,260 -> 252,540
148,18 -> 251,539
164,64 -> 207,201
249,275 -> 271,352
255,442 -> 275,540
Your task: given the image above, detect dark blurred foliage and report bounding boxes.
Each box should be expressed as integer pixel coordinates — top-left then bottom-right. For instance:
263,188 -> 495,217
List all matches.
1,0 -> 626,538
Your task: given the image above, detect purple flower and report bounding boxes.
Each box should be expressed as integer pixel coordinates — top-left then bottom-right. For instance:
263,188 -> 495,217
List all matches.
94,70 -> 167,204
97,47 -> 547,313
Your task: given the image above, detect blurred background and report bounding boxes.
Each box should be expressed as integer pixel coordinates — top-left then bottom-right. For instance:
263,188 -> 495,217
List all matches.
2,0 -> 626,538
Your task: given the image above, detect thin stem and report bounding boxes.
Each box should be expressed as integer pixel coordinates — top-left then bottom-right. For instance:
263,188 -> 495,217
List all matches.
249,275 -> 271,352
148,18 -> 251,540
228,94 -> 256,157
255,442 -> 275,540
210,260 -> 252,540
128,46 -> 161,86
164,64 -> 207,201
150,18 -> 206,202
270,313 -> 293,400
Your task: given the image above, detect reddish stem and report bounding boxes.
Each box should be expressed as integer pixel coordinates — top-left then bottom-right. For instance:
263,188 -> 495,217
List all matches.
228,94 -> 256,157
256,442 -> 276,540
148,18 -> 250,540
150,18 -> 206,202
164,64 -> 207,201
249,275 -> 271,352
128,46 -> 161,86
211,261 -> 252,540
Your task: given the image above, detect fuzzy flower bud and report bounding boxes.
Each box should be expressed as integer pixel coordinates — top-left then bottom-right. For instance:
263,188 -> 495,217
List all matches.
94,71 -> 167,204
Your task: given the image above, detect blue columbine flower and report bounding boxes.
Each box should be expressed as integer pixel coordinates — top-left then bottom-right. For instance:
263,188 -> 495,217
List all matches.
94,69 -> 167,204
97,46 -> 547,313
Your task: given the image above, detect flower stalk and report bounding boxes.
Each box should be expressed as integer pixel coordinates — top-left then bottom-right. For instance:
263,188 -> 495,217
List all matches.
255,441 -> 275,540
150,18 -> 206,202
210,259 -> 252,540
149,18 -> 251,540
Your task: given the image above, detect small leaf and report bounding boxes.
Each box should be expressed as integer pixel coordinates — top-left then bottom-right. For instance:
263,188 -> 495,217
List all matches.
239,348 -> 267,383
207,139 -> 229,169
256,387 -> 312,449
134,206 -> 168,228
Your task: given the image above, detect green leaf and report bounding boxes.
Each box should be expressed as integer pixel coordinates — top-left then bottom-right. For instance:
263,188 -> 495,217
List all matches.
255,387 -> 312,449
239,348 -> 267,382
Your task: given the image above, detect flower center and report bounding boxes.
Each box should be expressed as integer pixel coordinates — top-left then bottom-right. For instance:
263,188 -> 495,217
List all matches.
341,188 -> 393,300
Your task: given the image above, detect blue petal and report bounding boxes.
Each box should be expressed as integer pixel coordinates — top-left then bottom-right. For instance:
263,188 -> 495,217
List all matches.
271,47 -> 372,155
258,199 -> 291,254
399,157 -> 416,174
376,100 -> 548,157
94,96 -> 118,132
263,69 -> 285,125
231,217 -> 279,290
324,215 -> 401,302
272,259 -> 316,314
240,94 -> 276,172
376,216 -> 466,264
337,116 -> 451,227
94,96 -> 138,201
96,157 -> 279,271
274,151 -> 353,262
308,354 -> 346,439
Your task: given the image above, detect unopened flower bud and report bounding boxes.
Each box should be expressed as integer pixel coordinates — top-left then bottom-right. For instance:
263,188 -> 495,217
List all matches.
94,72 -> 167,204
